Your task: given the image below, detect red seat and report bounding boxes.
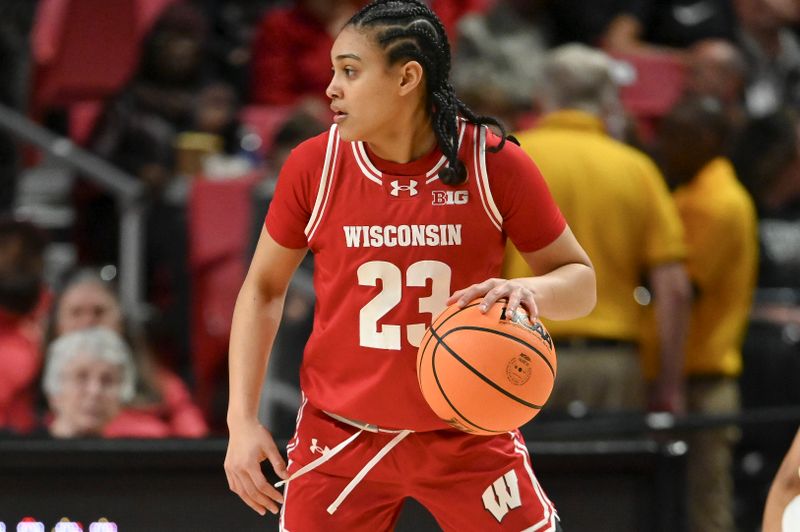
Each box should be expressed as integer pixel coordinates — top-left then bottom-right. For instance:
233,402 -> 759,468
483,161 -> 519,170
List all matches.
31,0 -> 139,116
135,0 -> 181,35
187,173 -> 259,419
31,0 -> 180,142
239,104 -> 297,157
609,52 -> 687,143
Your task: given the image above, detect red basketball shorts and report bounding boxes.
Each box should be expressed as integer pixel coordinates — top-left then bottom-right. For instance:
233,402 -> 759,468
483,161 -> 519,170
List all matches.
278,399 -> 559,531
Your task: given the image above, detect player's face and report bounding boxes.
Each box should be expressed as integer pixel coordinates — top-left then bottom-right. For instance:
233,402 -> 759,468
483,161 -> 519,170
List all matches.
326,26 -> 408,142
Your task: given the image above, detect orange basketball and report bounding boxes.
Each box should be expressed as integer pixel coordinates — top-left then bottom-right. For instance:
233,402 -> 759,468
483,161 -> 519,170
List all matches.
416,299 -> 557,435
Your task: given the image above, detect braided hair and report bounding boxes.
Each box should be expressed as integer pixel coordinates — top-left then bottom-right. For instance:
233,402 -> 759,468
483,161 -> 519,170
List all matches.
347,0 -> 507,185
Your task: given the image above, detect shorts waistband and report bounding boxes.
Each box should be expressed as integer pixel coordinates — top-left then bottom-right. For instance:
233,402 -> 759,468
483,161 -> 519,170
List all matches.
323,411 -> 410,434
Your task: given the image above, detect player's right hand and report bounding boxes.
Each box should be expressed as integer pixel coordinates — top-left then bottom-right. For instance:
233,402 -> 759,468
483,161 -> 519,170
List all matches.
224,420 -> 289,516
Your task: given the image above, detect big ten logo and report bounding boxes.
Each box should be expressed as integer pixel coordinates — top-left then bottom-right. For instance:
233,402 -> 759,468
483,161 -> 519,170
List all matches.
431,190 -> 468,206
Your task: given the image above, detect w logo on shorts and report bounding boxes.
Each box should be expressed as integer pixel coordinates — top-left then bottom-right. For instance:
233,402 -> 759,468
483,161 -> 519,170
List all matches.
482,469 -> 522,522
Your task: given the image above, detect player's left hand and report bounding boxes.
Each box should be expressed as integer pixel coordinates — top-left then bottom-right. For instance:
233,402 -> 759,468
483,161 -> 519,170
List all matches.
447,278 -> 539,317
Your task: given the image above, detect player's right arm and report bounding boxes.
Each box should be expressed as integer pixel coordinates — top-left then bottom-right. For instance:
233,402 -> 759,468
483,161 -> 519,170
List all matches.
225,226 -> 306,516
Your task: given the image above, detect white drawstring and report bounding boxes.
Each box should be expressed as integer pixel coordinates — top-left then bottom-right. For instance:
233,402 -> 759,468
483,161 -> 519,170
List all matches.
274,428 -> 364,489
326,429 -> 412,515
275,411 -> 413,515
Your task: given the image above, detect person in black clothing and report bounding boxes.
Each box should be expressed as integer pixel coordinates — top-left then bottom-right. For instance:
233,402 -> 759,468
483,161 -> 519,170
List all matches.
731,108 -> 800,529
603,0 -> 738,55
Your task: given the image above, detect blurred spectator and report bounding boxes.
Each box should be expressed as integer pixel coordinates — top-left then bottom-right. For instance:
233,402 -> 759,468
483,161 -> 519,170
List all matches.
763,426 -> 800,531
651,96 -> 758,532
84,2 -> 214,267
451,0 -> 551,129
43,327 -> 136,438
268,107 -> 328,176
732,109 -> 800,398
0,218 -> 48,434
191,0 -> 280,99
427,0 -> 491,40
602,0 -> 737,57
685,39 -> 749,130
734,0 -> 800,116
248,0 -> 362,106
90,2 -> 212,189
731,109 -> 800,527
733,110 -> 800,285
505,44 -> 691,416
179,81 -> 257,179
84,4 -> 222,373
545,0 -> 628,46
46,268 -> 208,438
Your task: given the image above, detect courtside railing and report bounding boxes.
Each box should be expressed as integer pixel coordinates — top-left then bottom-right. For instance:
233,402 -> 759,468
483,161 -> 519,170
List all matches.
0,103 -> 147,323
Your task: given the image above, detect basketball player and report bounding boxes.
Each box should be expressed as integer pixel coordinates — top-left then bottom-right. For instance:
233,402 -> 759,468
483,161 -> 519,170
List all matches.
224,2 -> 596,530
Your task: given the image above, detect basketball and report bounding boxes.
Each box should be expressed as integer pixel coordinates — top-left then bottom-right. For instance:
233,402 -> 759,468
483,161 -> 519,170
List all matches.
416,299 -> 557,435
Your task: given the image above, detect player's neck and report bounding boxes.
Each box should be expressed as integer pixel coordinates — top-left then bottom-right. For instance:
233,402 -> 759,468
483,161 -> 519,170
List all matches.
366,108 -> 437,164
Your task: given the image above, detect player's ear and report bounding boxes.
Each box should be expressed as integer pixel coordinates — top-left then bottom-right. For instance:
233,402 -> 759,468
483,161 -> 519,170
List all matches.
398,60 -> 424,96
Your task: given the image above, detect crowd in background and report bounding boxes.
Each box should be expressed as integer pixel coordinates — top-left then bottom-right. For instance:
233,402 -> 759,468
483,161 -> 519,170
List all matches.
1,0 -> 800,530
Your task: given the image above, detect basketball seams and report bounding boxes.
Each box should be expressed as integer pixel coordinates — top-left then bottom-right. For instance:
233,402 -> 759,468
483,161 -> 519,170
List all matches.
429,337 -> 507,434
418,301 -> 483,382
431,301 -> 483,333
430,328 -> 544,410
443,325 -> 556,378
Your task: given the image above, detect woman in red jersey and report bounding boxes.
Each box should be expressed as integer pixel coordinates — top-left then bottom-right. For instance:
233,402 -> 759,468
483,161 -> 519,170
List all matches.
225,1 -> 595,530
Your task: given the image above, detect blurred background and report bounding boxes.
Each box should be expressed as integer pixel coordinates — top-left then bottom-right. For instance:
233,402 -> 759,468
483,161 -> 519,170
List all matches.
1,0 -> 800,530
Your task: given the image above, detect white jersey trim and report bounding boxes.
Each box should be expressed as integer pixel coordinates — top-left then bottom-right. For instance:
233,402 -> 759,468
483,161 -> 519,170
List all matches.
304,125 -> 340,241
425,121 -> 467,184
352,142 -> 383,184
473,125 -> 503,232
354,121 -> 467,185
512,432 -> 558,531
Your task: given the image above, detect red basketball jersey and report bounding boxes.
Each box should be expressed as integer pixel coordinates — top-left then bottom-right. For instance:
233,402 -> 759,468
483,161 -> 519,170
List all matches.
266,121 -> 565,431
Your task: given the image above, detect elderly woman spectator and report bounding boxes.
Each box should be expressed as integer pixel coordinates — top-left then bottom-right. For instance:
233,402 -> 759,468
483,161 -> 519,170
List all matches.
43,328 -> 135,438
46,269 -> 208,437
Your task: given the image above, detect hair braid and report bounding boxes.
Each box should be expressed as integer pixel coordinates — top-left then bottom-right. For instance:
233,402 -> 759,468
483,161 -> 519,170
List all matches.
347,0 -> 508,186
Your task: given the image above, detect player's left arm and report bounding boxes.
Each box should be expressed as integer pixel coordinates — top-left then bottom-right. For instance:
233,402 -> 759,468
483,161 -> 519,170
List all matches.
448,225 -> 596,320
448,133 -> 596,320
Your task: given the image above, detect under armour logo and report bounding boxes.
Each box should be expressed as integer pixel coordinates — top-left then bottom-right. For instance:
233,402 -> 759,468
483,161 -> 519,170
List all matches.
482,469 -> 522,523
390,180 -> 418,197
310,438 -> 331,457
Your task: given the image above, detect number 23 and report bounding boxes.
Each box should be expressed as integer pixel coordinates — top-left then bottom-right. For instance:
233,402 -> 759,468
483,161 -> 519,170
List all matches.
358,260 -> 451,350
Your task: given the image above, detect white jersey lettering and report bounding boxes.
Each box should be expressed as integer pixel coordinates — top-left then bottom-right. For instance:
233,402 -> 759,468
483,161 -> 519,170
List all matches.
342,224 -> 462,248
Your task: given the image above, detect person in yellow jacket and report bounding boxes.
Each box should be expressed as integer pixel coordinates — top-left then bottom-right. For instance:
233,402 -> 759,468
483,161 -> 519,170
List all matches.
649,96 -> 759,532
505,44 -> 691,414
